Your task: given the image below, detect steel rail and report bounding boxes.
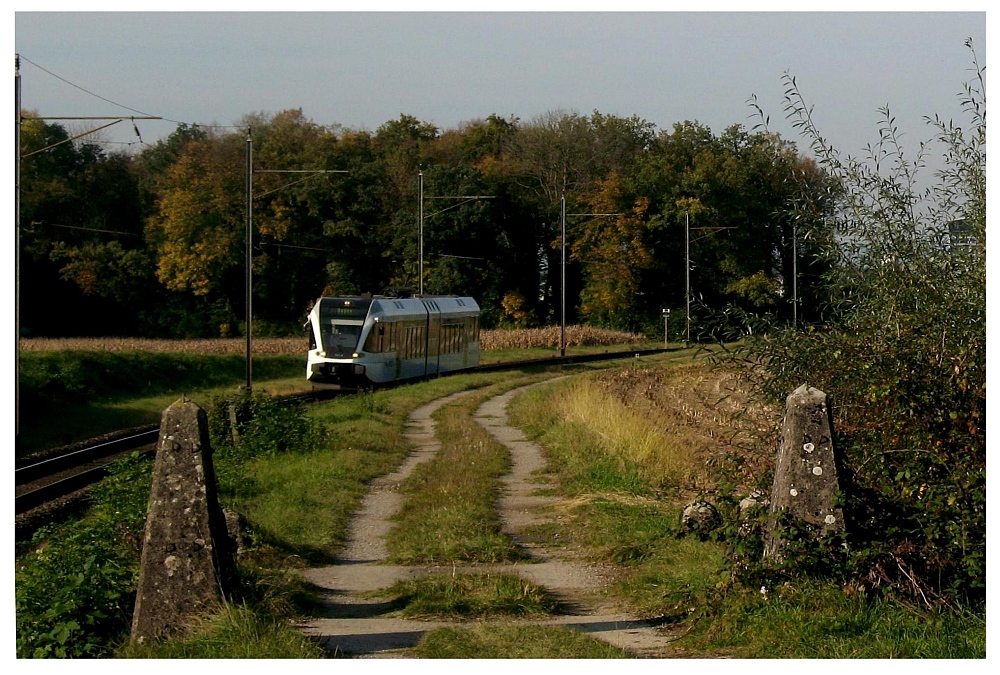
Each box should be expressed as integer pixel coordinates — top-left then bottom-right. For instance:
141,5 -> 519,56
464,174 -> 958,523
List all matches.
16,427 -> 159,485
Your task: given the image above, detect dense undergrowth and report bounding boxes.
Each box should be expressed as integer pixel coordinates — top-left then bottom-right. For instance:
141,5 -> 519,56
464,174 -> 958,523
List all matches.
507,370 -> 985,658
707,47 -> 986,611
15,391 -> 331,658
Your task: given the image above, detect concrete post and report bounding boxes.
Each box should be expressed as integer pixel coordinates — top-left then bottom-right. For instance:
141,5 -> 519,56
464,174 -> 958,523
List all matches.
763,384 -> 845,560
131,398 -> 231,644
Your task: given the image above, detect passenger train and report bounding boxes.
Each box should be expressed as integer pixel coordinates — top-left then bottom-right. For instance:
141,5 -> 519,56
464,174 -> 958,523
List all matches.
306,295 -> 481,387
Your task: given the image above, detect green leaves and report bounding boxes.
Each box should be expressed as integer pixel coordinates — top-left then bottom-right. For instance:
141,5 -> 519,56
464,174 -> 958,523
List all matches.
724,43 -> 985,606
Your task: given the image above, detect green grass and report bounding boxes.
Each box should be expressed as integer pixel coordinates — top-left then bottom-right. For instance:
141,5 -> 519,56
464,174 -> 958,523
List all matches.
385,382 -> 538,564
22,349 -> 976,659
411,624 -> 632,658
116,603 -> 327,659
19,350 -> 307,455
375,572 -> 559,618
504,362 -> 986,658
14,350 -> 680,659
20,350 -> 304,402
508,380 -> 651,497
222,370 -> 560,566
686,580 -> 986,658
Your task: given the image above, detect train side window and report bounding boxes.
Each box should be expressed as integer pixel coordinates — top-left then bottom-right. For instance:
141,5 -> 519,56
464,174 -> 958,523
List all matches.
363,324 -> 384,353
444,323 -> 463,353
406,326 -> 414,358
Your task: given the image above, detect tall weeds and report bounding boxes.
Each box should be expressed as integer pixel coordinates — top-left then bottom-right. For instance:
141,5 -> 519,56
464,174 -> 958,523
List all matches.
556,379 -> 692,490
727,41 -> 986,606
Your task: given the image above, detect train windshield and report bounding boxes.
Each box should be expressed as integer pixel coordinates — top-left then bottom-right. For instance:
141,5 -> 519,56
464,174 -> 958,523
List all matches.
321,323 -> 363,355
318,298 -> 371,356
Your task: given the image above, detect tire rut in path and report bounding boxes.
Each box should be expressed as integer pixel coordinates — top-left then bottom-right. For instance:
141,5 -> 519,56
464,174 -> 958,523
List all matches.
298,381 -> 675,658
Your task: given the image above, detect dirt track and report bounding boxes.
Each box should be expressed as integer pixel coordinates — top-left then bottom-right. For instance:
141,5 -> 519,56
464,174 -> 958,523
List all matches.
297,380 -> 680,658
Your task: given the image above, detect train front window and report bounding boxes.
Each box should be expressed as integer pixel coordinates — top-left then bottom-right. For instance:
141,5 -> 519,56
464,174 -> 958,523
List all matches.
321,323 -> 363,356
316,297 -> 371,357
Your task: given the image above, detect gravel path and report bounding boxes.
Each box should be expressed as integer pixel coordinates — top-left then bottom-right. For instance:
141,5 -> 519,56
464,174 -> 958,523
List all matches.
297,381 -> 676,658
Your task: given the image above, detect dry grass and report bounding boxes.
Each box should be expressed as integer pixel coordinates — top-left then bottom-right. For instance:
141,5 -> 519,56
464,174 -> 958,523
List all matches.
481,325 -> 647,350
557,378 -> 699,490
19,337 -> 305,355
21,325 -> 644,355
591,362 -> 779,491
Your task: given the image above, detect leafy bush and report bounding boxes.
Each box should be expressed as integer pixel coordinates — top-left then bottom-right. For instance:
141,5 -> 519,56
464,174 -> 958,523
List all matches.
723,42 -> 985,606
16,453 -> 151,657
17,392 -> 329,658
207,390 -> 328,462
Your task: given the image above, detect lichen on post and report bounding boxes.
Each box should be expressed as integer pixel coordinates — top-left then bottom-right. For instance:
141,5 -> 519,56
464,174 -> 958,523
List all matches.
130,397 -> 232,645
764,384 -> 845,561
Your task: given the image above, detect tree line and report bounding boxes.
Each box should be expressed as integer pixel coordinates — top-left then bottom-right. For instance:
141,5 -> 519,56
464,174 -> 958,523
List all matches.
18,107 -> 835,339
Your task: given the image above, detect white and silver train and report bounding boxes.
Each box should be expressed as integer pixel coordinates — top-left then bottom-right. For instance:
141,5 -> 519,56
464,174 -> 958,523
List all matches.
306,295 -> 481,386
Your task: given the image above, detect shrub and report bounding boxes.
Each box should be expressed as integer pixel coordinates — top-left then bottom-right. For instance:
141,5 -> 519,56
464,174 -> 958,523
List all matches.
207,390 -> 328,462
16,453 -> 151,657
723,41 -> 985,606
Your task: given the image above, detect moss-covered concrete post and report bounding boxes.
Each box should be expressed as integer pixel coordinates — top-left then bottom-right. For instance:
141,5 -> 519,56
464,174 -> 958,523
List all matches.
764,384 -> 845,560
130,398 -> 230,645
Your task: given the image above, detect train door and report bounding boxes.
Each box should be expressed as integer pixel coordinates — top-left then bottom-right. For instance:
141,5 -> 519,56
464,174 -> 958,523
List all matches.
423,299 -> 442,375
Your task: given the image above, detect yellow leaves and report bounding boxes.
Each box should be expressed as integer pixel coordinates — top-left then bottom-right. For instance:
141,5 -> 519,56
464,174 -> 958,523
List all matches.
258,202 -> 294,240
675,196 -> 709,218
725,271 -> 780,308
571,174 -> 654,322
74,270 -> 99,295
155,229 -> 239,295
500,291 -> 533,327
147,136 -> 245,296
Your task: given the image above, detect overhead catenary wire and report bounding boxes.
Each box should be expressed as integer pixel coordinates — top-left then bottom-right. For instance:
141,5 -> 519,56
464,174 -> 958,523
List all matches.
19,54 -> 183,126
20,118 -> 125,158
17,55 -> 248,143
253,170 -> 349,199
28,221 -> 140,237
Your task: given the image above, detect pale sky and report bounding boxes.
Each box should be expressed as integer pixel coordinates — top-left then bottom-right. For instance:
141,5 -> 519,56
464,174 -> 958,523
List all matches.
10,5 -> 987,164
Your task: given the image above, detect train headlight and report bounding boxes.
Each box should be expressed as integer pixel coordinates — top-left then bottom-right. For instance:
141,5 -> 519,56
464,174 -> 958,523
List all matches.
318,350 -> 327,358
352,351 -> 363,358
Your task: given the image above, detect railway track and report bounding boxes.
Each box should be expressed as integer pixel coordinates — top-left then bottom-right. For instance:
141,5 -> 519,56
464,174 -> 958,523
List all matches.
16,427 -> 159,515
16,347 -> 672,519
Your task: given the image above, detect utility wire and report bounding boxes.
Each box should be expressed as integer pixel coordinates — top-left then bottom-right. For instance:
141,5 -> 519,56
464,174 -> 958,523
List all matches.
27,221 -> 140,237
18,55 -> 246,134
259,241 -> 335,253
20,119 -> 123,158
19,55 -> 182,124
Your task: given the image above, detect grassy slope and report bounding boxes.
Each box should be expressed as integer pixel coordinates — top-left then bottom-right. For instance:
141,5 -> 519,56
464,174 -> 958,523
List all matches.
505,364 -> 986,658
17,329 -> 658,455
